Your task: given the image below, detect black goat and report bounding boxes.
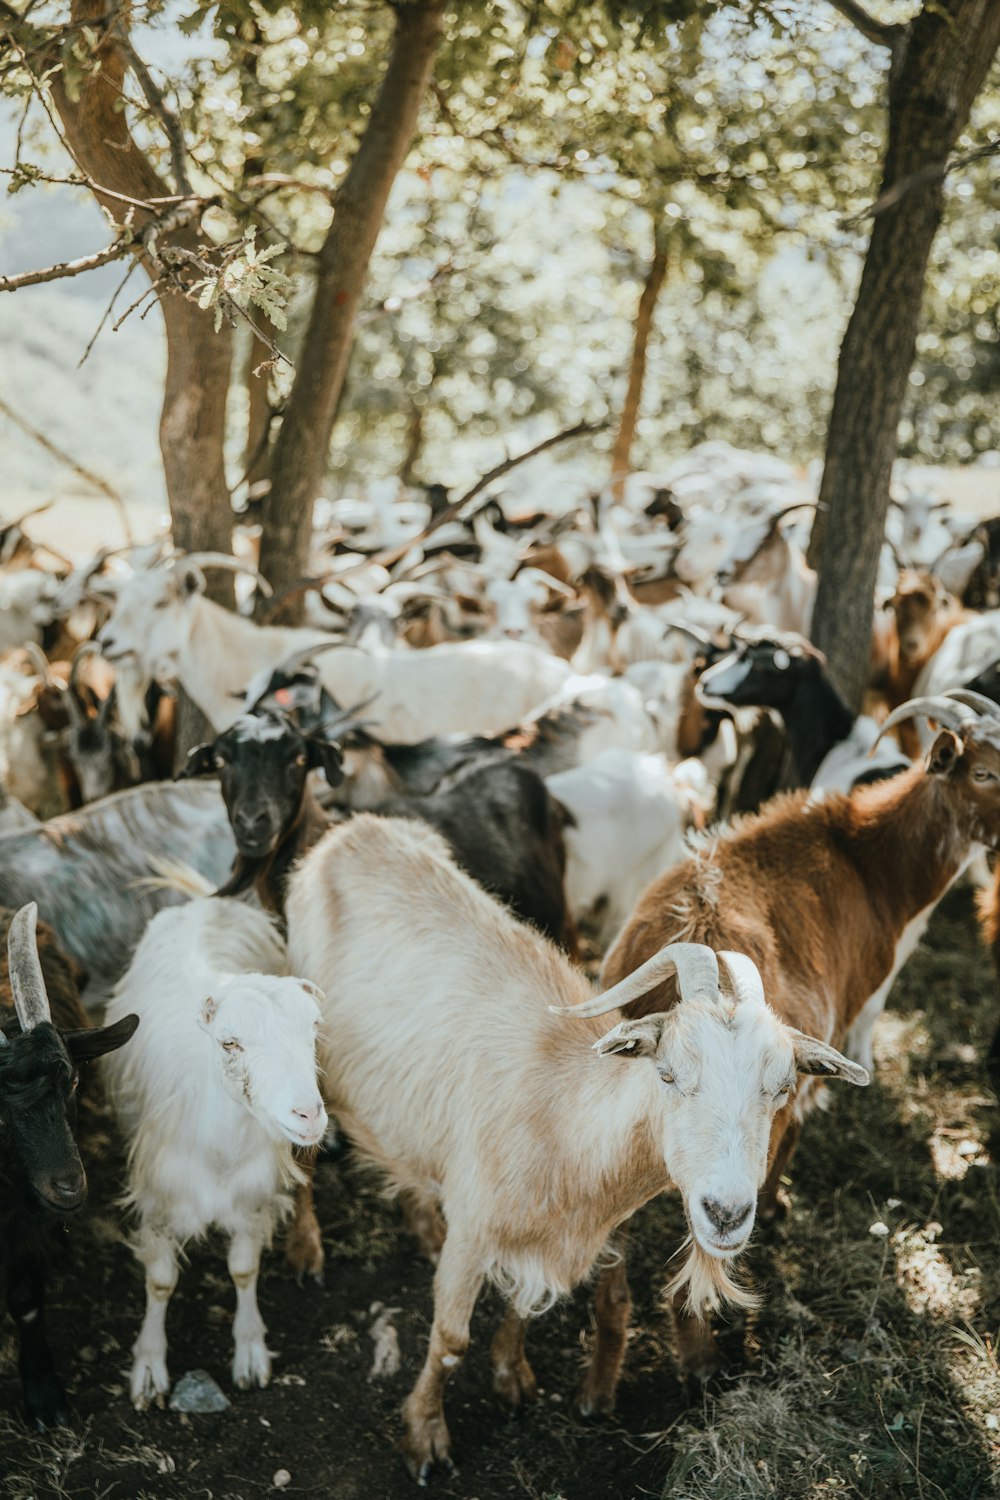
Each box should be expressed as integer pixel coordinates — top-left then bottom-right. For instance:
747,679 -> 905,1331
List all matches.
0,904 -> 138,1428
697,628 -> 909,792
179,705 -> 573,949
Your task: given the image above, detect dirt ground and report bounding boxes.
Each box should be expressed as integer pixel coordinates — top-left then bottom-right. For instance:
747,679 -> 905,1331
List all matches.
2,886 -> 1000,1500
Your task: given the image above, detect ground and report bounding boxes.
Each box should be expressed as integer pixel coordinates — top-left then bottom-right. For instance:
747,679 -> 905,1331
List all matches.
2,886 -> 1000,1500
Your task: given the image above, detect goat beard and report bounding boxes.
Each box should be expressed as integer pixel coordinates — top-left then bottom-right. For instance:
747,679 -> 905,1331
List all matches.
666,1235 -> 758,1320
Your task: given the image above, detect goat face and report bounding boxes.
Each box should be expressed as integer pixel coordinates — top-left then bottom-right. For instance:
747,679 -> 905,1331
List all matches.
596,995 -> 866,1261
0,1017 -> 137,1215
889,572 -> 947,664
929,726 -> 1000,849
197,976 -> 327,1147
696,632 -> 816,713
98,564 -> 204,686
180,712 -> 343,857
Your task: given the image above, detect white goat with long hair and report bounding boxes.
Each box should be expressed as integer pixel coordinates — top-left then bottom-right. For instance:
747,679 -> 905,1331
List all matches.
97,555 -> 572,740
285,814 -> 866,1481
103,897 -> 327,1409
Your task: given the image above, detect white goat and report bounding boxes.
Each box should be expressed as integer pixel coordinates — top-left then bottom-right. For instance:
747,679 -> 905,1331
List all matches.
546,749 -> 708,948
98,557 -> 572,740
103,897 -> 327,1409
286,814 -> 861,1480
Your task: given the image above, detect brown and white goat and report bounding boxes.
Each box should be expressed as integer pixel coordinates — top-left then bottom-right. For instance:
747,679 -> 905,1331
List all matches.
571,690 -> 1000,1415
286,817 -> 865,1480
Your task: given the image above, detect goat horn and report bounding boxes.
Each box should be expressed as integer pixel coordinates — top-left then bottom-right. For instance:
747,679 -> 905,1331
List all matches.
7,903 -> 52,1034
270,637 -> 351,680
717,952 -> 765,1006
662,619 -> 714,648
69,640 -> 100,693
870,694 -> 976,752
19,641 -> 54,686
317,694 -> 381,739
551,941 -> 720,1019
178,553 -> 274,598
944,688 -> 1000,721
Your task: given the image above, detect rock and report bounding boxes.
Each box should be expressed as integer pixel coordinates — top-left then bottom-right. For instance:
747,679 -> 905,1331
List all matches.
168,1369 -> 231,1414
273,1471 -> 292,1489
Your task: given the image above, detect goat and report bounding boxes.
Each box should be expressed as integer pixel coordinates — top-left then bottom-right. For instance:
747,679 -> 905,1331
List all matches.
576,690 -> 1000,1416
697,630 -> 909,793
180,707 -> 572,949
882,571 -> 969,754
0,781 -> 234,1003
102,897 -> 326,1408
0,904 -> 138,1427
285,815 -> 863,1479
546,750 -> 709,949
720,505 -> 816,635
97,554 -> 572,739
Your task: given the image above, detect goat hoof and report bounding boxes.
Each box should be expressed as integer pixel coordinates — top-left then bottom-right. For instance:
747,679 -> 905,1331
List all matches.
492,1360 -> 538,1412
233,1339 -> 272,1390
575,1386 -> 615,1421
25,1373 -> 70,1431
402,1416 -> 454,1485
295,1267 -> 325,1290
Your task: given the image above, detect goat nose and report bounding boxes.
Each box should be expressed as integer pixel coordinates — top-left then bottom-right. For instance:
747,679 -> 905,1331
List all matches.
701,1198 -> 753,1235
47,1172 -> 86,1207
292,1102 -> 326,1140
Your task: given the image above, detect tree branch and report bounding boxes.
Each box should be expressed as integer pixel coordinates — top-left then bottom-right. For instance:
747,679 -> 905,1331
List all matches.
0,238 -> 134,292
0,395 -> 132,541
114,27 -> 193,197
825,0 -> 903,50
372,418 -> 610,567
839,133 -> 1000,227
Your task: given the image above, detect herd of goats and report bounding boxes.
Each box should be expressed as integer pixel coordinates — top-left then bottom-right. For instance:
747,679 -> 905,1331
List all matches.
4,439 -> 1000,1481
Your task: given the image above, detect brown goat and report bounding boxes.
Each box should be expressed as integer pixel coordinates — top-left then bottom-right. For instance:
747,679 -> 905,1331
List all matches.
576,692 -> 1000,1414
883,571 -> 969,755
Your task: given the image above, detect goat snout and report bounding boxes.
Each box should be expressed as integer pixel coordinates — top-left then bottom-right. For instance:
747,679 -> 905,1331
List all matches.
234,809 -> 274,848
290,1101 -> 327,1146
701,1197 -> 753,1237
40,1170 -> 87,1212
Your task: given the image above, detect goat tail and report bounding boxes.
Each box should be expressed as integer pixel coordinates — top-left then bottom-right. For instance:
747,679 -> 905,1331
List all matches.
132,857 -> 216,899
665,1238 -> 758,1321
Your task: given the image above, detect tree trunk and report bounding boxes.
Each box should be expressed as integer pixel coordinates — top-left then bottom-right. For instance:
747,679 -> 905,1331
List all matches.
256,0 -> 446,617
242,327 -> 277,498
808,0 -> 1000,707
45,0 -> 235,597
609,219 -> 670,500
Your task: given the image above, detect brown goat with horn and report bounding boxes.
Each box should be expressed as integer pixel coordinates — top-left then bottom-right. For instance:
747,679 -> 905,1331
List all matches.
570,689 -> 1000,1416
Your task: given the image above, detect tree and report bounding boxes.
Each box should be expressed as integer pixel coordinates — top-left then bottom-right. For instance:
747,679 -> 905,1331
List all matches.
808,0 -> 1000,708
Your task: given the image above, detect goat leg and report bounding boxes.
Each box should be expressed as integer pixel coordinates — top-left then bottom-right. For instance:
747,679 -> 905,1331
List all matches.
285,1148 -> 324,1285
758,1111 -> 801,1223
670,1283 -> 723,1384
230,1224 -> 271,1389
130,1229 -> 177,1410
490,1304 -> 538,1411
400,1187 -> 446,1263
577,1236 -> 632,1418
8,1247 -> 68,1430
401,1232 -> 484,1484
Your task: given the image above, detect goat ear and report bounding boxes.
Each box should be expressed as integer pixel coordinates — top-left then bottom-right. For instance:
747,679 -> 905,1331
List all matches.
789,1030 -> 869,1086
63,1013 -> 139,1062
593,1015 -> 667,1060
928,729 -> 962,777
307,736 -> 344,787
177,742 -> 217,780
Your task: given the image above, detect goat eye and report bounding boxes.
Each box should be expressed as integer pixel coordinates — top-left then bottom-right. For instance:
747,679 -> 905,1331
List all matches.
294,753 -> 307,768
658,1072 -> 675,1087
70,1075 -> 79,1092
222,1039 -> 243,1053
213,754 -> 226,770
973,768 -> 997,784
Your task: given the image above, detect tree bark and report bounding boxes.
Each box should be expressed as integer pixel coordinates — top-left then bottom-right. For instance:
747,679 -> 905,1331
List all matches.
609,218 -> 670,500
44,0 -> 235,591
808,0 -> 1000,708
256,0 -> 446,616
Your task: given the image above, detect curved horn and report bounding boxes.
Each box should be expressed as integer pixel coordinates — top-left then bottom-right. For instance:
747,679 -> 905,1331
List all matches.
178,553 -> 274,598
718,952 -> 765,1006
945,688 -> 1000,721
514,566 -> 577,600
275,637 -> 351,676
551,942 -> 720,1020
870,695 -> 976,752
20,641 -> 54,686
7,903 -> 52,1033
662,619 -> 714,648
69,640 -> 100,695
